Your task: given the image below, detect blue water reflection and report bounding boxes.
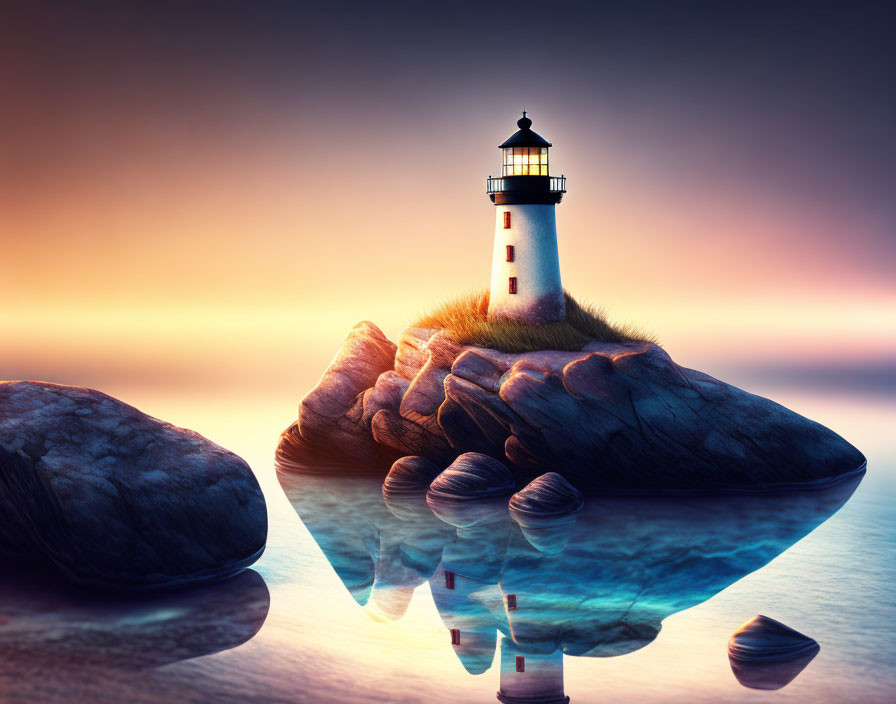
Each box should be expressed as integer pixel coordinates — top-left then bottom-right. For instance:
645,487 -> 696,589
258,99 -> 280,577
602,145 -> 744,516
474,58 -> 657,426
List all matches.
278,466 -> 861,702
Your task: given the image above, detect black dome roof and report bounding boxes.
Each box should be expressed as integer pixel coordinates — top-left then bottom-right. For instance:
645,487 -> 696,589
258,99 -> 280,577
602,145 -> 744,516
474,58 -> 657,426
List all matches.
499,113 -> 552,149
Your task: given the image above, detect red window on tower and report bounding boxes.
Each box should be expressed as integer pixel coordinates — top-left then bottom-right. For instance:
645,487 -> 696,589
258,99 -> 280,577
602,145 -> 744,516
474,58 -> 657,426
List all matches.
503,211 -> 511,229
509,277 -> 517,294
506,245 -> 515,262
445,571 -> 455,590
516,656 -> 526,673
506,594 -> 517,610
450,629 -> 461,645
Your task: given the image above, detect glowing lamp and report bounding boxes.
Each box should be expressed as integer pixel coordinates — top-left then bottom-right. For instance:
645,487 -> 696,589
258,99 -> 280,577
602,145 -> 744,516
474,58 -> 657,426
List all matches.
485,112 -> 567,325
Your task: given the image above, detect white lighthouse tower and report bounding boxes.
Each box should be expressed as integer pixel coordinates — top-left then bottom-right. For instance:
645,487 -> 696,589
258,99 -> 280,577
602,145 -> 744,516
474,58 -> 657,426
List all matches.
486,113 -> 566,325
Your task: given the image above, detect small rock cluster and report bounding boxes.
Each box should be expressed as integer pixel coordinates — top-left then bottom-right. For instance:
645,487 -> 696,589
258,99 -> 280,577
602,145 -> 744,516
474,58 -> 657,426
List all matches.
385,451 -> 585,553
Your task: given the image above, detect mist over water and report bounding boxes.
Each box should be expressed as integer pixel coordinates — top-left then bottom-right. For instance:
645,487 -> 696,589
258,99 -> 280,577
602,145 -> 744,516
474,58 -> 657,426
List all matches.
2,372 -> 894,703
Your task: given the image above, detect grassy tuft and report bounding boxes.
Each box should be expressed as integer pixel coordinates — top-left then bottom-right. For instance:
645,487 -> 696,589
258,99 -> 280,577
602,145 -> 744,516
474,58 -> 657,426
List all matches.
413,290 -> 655,353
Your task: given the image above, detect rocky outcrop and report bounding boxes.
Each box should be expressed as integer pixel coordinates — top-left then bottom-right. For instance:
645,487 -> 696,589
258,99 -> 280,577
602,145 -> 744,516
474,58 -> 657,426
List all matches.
0,381 -> 267,589
280,321 -> 402,469
279,321 -> 866,492
728,615 -> 820,690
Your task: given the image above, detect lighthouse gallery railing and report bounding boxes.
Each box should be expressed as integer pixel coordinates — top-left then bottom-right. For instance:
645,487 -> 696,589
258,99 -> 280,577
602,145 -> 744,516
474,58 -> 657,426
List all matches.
486,176 -> 566,194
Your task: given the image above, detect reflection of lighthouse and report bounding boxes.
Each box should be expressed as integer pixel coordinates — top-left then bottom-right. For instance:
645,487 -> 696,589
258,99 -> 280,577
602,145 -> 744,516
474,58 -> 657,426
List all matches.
496,636 -> 569,704
486,113 -> 567,325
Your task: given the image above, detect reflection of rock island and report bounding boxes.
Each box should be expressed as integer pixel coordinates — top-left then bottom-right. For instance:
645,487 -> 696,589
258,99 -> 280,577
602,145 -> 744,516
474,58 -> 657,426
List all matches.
277,456 -> 861,700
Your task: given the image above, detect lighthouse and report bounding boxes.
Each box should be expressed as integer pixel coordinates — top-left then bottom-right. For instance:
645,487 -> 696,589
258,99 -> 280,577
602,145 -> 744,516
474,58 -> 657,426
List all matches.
486,113 -> 566,325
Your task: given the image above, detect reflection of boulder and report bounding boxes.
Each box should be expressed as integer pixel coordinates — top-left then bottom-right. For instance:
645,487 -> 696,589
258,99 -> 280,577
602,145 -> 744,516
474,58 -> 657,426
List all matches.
0,381 -> 267,589
728,615 -> 820,690
283,321 -> 866,491
0,567 -> 269,671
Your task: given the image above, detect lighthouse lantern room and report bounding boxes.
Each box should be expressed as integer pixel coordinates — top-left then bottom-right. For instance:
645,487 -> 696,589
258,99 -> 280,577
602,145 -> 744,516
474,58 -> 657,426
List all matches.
486,113 -> 566,325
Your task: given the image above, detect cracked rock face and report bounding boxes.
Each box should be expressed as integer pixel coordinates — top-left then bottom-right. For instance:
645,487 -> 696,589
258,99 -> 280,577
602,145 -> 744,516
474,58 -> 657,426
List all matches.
0,381 -> 267,589
279,322 -> 866,492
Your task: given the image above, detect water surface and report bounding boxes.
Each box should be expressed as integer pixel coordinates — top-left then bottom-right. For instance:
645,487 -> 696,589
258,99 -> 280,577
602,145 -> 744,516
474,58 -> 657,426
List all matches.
1,384 -> 893,703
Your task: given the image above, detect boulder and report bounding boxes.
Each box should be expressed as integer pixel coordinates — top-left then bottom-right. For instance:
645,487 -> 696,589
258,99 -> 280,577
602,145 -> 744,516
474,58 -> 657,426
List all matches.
0,381 -> 267,589
383,455 -> 442,497
394,327 -> 438,380
509,473 -> 584,518
728,615 -> 820,690
382,455 -> 443,519
279,322 -> 866,493
426,453 -> 516,579
509,473 -> 584,554
427,453 -> 517,507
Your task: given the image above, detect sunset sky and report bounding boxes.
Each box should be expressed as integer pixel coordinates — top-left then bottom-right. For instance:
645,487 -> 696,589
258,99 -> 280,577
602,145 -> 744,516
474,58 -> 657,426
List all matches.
1,0 -> 894,396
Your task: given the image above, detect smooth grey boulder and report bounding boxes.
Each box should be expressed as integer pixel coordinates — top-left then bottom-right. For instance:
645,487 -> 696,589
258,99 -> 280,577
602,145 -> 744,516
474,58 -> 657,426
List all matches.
728,615 -> 820,690
0,381 -> 267,589
282,321 -> 866,492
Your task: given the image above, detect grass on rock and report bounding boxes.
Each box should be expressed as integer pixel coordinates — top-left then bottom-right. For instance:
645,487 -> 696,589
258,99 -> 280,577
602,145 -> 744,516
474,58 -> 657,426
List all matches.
413,290 -> 655,353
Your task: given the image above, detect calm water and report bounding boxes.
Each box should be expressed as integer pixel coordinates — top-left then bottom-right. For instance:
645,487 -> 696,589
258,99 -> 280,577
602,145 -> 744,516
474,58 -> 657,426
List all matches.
1,383 -> 894,703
